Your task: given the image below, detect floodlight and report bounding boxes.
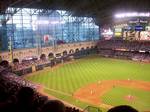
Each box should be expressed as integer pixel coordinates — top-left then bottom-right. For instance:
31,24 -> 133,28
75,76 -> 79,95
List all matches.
115,12 -> 150,18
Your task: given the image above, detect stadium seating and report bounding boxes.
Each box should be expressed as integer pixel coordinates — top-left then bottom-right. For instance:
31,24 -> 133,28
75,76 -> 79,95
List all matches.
97,40 -> 150,62
0,65 -> 80,112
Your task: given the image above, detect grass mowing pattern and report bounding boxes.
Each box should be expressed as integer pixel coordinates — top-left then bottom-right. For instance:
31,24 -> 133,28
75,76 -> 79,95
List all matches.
101,87 -> 150,111
25,55 -> 150,110
44,88 -> 90,109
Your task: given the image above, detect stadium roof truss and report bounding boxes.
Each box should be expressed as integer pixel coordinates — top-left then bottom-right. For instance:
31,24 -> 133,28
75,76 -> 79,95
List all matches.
0,0 -> 150,26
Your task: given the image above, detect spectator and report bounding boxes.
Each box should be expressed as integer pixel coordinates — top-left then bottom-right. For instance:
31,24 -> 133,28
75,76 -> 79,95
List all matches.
0,60 -> 9,68
0,56 -> 2,63
15,87 -> 36,112
107,105 -> 138,112
13,59 -> 19,65
39,100 -> 66,112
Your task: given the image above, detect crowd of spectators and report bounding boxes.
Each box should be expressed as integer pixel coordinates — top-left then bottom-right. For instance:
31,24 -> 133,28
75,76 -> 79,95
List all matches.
97,40 -> 150,62
12,57 -> 50,71
97,40 -> 150,51
0,65 -> 80,112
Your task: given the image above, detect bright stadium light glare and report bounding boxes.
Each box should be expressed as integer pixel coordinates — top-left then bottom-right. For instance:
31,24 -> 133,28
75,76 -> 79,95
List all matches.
60,21 -> 66,24
50,21 -> 59,24
50,21 -> 66,24
35,20 -> 49,24
33,20 -> 65,25
115,12 -> 150,18
132,12 -> 138,16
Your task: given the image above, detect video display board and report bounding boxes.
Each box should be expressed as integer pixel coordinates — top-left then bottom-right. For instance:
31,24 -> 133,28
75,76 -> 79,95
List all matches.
114,27 -> 122,37
135,25 -> 145,31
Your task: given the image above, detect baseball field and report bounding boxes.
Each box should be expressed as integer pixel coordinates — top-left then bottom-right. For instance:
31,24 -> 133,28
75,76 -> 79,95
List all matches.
25,55 -> 150,111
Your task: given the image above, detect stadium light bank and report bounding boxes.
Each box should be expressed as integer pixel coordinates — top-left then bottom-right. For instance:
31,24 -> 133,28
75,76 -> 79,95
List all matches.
115,12 -> 150,18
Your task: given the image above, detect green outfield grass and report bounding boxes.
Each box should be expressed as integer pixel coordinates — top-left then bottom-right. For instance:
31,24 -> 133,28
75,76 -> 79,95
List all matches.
25,55 -> 150,111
